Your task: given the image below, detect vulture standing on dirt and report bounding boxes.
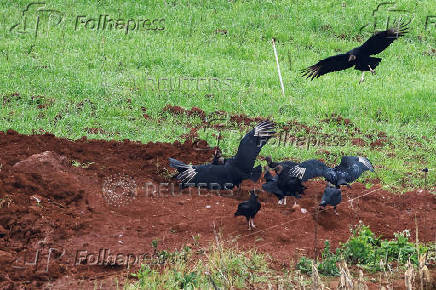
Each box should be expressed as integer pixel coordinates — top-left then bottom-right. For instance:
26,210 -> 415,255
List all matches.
319,184 -> 342,214
262,165 -> 306,205
234,190 -> 261,230
301,22 -> 409,83
169,121 -> 276,189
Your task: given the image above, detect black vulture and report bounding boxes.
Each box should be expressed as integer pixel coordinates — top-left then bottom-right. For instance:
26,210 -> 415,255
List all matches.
302,22 -> 409,83
169,121 -> 276,190
234,190 -> 261,230
319,184 -> 342,214
262,165 -> 306,205
287,156 -> 375,188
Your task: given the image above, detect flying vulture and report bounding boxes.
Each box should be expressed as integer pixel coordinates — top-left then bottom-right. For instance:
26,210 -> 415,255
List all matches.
302,22 -> 409,83
169,121 -> 276,190
234,190 -> 261,230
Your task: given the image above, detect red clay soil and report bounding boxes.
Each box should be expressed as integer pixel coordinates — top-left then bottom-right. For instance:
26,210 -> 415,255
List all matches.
161,104 -> 206,120
0,130 -> 435,289
352,138 -> 367,147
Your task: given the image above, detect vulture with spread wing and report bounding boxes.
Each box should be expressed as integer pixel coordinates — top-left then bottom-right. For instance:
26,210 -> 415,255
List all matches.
169,121 -> 276,189
286,156 -> 374,213
287,156 -> 375,188
302,22 -> 409,83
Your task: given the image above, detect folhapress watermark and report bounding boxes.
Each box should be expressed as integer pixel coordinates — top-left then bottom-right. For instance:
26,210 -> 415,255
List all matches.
9,2 -> 165,38
9,2 -> 64,38
192,127 -> 349,153
359,2 -> 435,35
12,247 -> 162,272
74,15 -> 165,34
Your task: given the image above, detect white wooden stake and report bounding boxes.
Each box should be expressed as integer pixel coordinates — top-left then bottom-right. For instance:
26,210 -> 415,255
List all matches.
272,38 -> 286,99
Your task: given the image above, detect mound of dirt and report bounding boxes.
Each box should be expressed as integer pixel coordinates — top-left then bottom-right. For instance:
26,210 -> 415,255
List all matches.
0,130 -> 434,288
10,151 -> 92,205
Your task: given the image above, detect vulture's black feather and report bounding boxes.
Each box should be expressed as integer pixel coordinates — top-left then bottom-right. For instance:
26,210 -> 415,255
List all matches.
169,121 -> 275,189
302,22 -> 409,81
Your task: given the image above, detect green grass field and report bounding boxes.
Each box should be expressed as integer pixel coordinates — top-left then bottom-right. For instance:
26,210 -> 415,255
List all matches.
1,0 -> 435,190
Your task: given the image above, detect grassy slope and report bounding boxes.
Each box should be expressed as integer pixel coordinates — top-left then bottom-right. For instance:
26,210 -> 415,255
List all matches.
0,0 -> 435,190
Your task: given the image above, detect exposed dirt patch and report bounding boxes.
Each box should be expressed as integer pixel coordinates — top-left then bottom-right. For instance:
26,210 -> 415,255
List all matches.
141,106 -> 151,120
229,114 -> 268,127
352,137 -> 367,147
0,130 -> 434,288
280,120 -> 314,134
370,138 -> 387,148
321,113 -> 353,128
179,127 -> 199,141
162,105 -> 206,121
85,127 -> 109,135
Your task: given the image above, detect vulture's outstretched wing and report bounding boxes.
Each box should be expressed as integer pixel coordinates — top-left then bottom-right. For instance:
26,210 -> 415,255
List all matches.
287,159 -> 330,181
301,54 -> 355,79
169,160 -> 232,188
335,156 -> 374,183
359,21 -> 409,55
232,121 -> 276,173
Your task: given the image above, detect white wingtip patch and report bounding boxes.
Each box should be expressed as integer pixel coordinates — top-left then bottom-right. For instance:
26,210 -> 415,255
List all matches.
289,165 -> 306,180
358,156 -> 374,171
254,121 -> 275,137
177,165 -> 197,183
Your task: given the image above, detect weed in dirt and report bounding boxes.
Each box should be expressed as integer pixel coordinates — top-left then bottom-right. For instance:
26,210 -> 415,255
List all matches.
338,223 -> 429,272
297,223 -> 431,278
71,160 -> 94,168
318,241 -> 340,276
0,196 -> 13,208
128,241 -> 271,289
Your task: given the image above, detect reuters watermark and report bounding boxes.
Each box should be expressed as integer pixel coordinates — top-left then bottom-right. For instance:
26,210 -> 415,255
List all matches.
144,76 -> 234,92
101,174 -> 241,207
